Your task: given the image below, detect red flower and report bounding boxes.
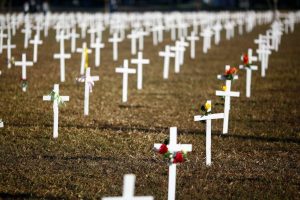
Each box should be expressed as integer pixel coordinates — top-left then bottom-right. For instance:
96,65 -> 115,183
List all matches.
243,54 -> 249,65
173,152 -> 184,163
158,144 -> 168,154
225,67 -> 237,75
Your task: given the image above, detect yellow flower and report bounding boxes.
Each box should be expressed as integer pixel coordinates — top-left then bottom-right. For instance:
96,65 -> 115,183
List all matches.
84,48 -> 89,68
222,85 -> 227,91
205,102 -> 211,111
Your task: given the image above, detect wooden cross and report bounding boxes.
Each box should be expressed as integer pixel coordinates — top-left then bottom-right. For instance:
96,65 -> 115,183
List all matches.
76,42 -> 92,75
154,127 -> 192,200
14,54 -> 33,92
102,174 -> 153,200
159,45 -> 175,79
115,59 -> 136,103
194,100 -> 224,166
76,68 -> 99,116
43,84 -> 69,138
216,65 -> 240,134
109,33 -> 122,61
186,31 -> 199,59
91,37 -> 105,67
131,51 -> 149,90
29,34 -> 43,63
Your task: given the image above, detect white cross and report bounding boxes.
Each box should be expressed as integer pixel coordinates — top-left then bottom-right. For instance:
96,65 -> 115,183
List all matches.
2,38 -> 16,69
102,174 -> 153,200
154,127 -> 192,200
212,22 -> 222,45
186,31 -> 199,59
127,30 -> 139,55
194,100 -> 224,166
241,48 -> 257,64
178,37 -> 189,65
0,28 -> 7,54
256,45 -> 271,77
0,120 -> 3,128
21,25 -> 31,49
76,42 -> 92,75
159,45 -> 175,79
43,84 -> 69,138
170,42 -> 185,73
54,48 -> 71,83
87,27 -> 97,46
239,64 -> 258,98
115,59 -> 136,103
137,29 -> 148,50
224,21 -> 235,40
200,27 -> 213,54
29,34 -> 43,63
91,37 -> 104,67
70,27 -> 79,53
76,67 -> 99,116
216,66 -> 240,134
109,33 -> 122,61
14,54 -> 33,92
131,51 -> 149,90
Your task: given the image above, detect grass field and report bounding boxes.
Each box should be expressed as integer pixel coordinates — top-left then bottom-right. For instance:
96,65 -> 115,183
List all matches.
0,22 -> 299,199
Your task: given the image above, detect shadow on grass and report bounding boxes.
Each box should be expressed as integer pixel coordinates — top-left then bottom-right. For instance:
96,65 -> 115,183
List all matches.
6,121 -> 300,144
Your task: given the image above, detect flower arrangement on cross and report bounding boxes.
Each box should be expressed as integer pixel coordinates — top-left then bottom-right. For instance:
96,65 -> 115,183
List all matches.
224,66 -> 238,81
154,138 -> 188,165
243,53 -> 251,68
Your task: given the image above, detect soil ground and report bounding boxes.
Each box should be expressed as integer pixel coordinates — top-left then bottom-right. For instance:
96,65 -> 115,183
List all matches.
0,22 -> 299,199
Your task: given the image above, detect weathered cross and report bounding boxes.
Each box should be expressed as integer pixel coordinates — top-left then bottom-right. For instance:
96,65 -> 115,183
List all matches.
43,84 -> 69,138
102,174 -> 153,200
194,100 -> 224,166
115,59 -> 136,103
131,51 -> 150,90
14,54 -> 33,92
154,127 -> 192,200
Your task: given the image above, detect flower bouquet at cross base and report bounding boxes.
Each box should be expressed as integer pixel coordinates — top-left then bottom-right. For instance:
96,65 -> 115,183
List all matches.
20,78 -> 28,89
154,138 -> 188,165
224,66 -> 238,81
242,54 -> 251,68
49,90 -> 65,107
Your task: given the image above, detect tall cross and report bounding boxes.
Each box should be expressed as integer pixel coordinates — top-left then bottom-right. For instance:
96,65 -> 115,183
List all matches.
102,174 -> 153,200
186,31 -> 199,59
200,28 -> 213,54
194,100 -> 224,166
91,37 -> 105,67
115,59 -> 136,103
109,33 -> 122,61
2,38 -> 16,69
76,67 -> 99,116
76,42 -> 92,75
29,34 -> 43,63
159,45 -> 175,79
239,64 -> 258,98
21,24 -> 31,49
131,51 -> 150,90
87,27 -> 97,46
14,54 -> 33,92
178,37 -> 189,65
56,30 -> 69,54
43,84 -> 69,138
216,65 -> 240,134
154,127 -> 192,200
213,21 -> 222,45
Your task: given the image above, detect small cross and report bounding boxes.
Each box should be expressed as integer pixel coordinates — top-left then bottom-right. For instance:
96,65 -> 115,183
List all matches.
159,45 -> 175,79
186,31 -> 199,59
109,33 -> 122,61
2,38 -> 16,69
14,54 -> 33,92
91,37 -> 105,67
29,34 -> 43,63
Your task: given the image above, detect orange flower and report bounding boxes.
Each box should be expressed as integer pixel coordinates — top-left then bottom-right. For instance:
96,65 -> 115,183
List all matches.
225,67 -> 237,75
243,54 -> 249,65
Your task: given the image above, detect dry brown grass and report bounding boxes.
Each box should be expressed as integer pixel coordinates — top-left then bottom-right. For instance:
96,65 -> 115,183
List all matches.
0,23 -> 299,199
